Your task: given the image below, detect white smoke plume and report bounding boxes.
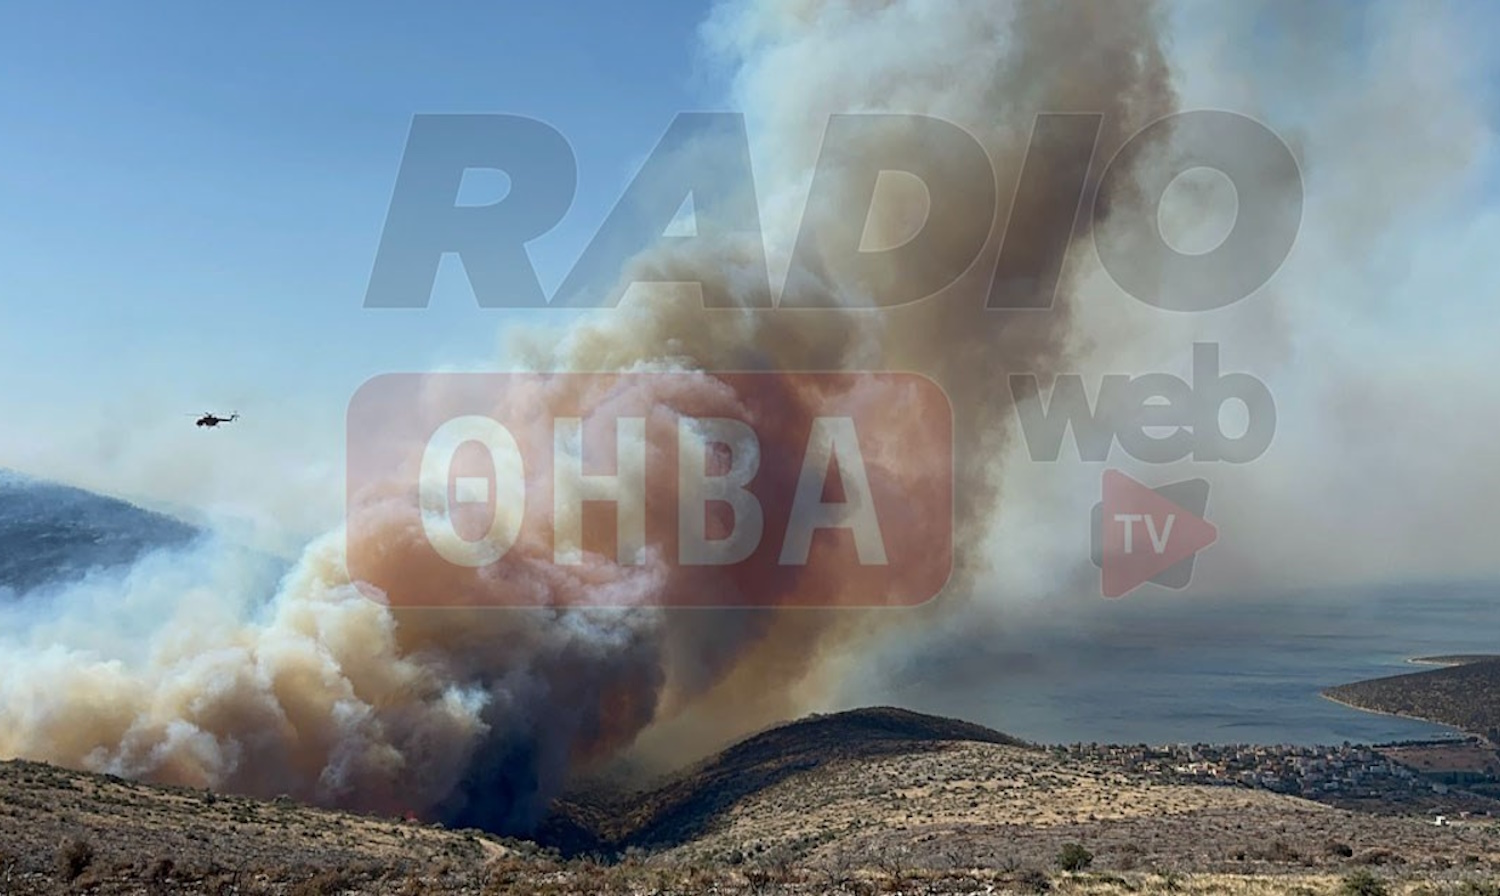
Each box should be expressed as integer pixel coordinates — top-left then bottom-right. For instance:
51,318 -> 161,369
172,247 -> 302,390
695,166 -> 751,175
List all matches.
15,0 -> 1464,832
835,0 -> 1500,721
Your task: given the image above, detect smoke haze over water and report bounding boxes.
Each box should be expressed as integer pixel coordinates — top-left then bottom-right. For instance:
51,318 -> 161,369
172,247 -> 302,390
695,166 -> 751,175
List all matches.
2,0 -> 1498,834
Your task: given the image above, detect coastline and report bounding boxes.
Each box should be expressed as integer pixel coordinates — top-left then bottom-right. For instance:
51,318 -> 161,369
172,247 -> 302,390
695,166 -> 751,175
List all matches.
1320,650 -> 1500,742
1405,654 -> 1500,668
1317,691 -> 1469,740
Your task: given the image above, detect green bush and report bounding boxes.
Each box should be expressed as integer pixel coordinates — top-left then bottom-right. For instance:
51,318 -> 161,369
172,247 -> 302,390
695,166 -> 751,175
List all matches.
1055,842 -> 1093,872
1341,868 -> 1391,896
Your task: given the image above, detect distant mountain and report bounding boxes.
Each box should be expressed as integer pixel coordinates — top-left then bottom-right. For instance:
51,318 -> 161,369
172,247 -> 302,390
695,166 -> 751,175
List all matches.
0,469 -> 203,594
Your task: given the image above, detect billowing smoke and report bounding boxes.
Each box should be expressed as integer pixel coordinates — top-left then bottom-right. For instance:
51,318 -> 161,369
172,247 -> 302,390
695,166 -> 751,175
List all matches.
0,0 -> 1187,832
834,0 -> 1500,731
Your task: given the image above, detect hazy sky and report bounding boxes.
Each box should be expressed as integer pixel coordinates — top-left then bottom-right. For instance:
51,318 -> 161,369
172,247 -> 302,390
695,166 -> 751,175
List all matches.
3,0 -> 1500,586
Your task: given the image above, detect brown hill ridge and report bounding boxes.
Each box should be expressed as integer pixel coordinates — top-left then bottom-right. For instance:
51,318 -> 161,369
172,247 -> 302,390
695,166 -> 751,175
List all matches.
4,706 -> 1500,893
540,706 -> 1031,853
539,706 -> 1500,880
1324,656 -> 1500,741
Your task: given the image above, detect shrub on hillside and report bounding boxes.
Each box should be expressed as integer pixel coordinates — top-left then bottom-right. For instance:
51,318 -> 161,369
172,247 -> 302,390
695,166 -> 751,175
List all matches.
55,837 -> 94,882
1055,842 -> 1093,872
1341,868 -> 1390,896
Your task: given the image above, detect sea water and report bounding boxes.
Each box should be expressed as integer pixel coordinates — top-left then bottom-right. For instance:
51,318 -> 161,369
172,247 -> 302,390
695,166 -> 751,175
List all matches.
872,580 -> 1500,746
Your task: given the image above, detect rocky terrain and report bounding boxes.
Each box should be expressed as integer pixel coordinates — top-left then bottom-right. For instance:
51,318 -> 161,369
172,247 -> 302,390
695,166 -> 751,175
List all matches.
6,708 -> 1500,893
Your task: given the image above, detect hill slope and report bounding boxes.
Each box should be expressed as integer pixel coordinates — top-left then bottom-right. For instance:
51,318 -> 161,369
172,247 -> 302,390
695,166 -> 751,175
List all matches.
542,707 -> 1029,853
1325,657 -> 1500,740
0,470 -> 201,594
0,758 -> 519,894
625,738 -> 1500,876
536,707 -> 1500,878
5,707 -> 1500,893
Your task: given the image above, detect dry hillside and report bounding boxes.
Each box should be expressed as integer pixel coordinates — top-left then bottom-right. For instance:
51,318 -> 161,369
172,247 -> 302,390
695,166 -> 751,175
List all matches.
534,709 -> 1500,876
4,707 -> 1500,894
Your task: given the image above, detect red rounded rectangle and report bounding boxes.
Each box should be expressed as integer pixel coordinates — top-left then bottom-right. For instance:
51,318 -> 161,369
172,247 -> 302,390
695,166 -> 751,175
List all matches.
345,371 -> 953,609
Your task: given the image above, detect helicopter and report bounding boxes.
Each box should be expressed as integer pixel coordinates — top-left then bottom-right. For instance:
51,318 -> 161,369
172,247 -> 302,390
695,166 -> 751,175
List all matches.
194,411 -> 239,428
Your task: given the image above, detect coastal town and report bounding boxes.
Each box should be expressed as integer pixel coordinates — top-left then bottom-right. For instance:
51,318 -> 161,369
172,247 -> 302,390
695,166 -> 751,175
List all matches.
1057,736 -> 1500,816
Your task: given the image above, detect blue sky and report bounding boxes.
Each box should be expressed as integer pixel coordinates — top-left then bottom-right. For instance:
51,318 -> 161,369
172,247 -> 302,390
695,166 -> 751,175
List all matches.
5,0 -> 1500,427
0,2 -> 723,428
